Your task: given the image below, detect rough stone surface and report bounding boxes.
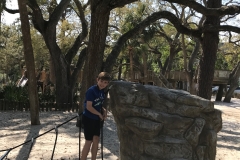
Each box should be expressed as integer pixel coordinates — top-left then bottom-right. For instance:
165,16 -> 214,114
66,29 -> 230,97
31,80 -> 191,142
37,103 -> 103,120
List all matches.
108,81 -> 222,160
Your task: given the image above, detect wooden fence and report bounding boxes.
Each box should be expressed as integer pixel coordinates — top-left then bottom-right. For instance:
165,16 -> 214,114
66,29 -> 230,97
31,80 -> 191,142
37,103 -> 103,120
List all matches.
0,100 -> 80,112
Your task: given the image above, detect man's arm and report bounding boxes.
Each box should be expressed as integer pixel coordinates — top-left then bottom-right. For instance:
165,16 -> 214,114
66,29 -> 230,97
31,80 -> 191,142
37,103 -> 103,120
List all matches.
86,101 -> 103,120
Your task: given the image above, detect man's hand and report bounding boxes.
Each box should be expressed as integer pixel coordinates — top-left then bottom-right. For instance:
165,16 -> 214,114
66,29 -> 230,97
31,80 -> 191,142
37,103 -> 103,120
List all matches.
98,113 -> 104,121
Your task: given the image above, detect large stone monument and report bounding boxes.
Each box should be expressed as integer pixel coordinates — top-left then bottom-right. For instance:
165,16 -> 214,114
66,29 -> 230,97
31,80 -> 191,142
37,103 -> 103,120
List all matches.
107,81 -> 222,160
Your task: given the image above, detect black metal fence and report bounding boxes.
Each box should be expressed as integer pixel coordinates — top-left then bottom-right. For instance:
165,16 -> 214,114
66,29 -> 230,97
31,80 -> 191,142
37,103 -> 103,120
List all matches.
0,100 -> 80,112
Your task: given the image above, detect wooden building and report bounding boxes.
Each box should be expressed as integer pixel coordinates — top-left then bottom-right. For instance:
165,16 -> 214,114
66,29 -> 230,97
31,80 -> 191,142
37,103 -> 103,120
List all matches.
125,70 -> 231,89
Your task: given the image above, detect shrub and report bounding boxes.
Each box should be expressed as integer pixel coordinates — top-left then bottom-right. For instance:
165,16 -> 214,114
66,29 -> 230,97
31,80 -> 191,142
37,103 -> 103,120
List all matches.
1,83 -> 28,102
38,93 -> 55,103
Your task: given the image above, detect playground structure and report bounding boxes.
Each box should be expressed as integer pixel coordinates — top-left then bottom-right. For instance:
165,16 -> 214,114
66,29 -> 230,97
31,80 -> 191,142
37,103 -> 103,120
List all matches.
16,66 -> 84,94
16,68 -> 54,94
14,65 -> 231,97
124,69 -> 231,90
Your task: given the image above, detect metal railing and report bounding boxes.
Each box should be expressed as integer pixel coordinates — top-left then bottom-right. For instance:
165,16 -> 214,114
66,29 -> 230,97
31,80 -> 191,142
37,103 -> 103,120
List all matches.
0,113 -> 82,160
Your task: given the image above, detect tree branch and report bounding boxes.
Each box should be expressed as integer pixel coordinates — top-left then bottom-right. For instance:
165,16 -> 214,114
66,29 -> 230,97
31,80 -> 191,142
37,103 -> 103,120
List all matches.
104,10 -> 201,72
162,0 -> 240,16
65,0 -> 88,63
70,47 -> 87,87
83,0 -> 90,10
108,0 -> 138,9
27,0 -> 47,34
204,25 -> 240,33
3,6 -> 19,14
48,0 -> 71,28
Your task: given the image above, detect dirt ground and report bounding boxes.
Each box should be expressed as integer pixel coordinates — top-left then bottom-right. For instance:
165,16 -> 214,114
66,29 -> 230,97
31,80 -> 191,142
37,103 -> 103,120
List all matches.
0,97 -> 239,160
213,97 -> 240,160
0,111 -> 119,160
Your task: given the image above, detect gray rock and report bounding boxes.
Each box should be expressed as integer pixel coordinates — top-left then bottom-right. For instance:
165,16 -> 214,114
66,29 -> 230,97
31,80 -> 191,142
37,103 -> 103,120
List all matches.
108,81 -> 222,160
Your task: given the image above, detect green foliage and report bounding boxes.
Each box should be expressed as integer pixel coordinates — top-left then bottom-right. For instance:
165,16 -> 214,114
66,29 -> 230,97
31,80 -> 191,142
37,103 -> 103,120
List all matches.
215,52 -> 229,70
121,3 -> 148,33
215,42 -> 240,70
0,83 -> 57,103
0,83 -> 28,102
38,93 -> 55,103
57,20 -> 77,54
0,23 -> 50,80
31,28 -> 50,69
0,24 -> 24,81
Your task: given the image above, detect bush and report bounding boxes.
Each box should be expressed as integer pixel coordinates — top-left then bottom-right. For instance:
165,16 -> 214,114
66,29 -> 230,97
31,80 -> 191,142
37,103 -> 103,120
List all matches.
38,93 -> 55,103
0,86 -> 4,99
1,83 -> 57,103
1,83 -> 28,102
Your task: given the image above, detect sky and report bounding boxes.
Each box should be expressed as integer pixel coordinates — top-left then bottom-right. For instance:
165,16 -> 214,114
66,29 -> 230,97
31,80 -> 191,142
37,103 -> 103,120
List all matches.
2,1 -> 19,24
2,12 -> 19,24
2,0 -> 240,25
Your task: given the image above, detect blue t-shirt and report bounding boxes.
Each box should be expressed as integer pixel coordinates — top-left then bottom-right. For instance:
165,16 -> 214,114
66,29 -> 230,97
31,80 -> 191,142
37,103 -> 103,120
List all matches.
83,85 -> 105,120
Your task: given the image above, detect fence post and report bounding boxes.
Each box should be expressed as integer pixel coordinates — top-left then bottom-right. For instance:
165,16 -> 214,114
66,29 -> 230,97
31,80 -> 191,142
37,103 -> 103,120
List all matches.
13,101 -> 17,111
4,100 -> 7,111
49,102 -> 52,111
46,102 -> 49,111
0,100 -> 2,111
19,101 -> 22,111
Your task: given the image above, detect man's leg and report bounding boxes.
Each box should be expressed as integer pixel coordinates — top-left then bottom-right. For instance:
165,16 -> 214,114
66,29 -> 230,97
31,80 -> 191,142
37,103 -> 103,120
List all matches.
81,140 -> 92,160
91,136 -> 100,160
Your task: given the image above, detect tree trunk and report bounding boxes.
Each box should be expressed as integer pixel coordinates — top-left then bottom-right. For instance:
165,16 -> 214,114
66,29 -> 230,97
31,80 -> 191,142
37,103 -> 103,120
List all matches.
86,6 -> 110,86
187,39 -> 200,94
18,0 -> 40,125
49,58 -> 56,84
182,34 -> 191,92
45,40 -> 69,108
79,60 -> 88,112
165,33 -> 181,75
162,57 -> 169,76
223,86 -> 233,102
0,8 -> 1,32
79,4 -> 110,110
27,0 -> 87,110
143,52 -> 148,85
216,84 -> 225,101
198,0 -> 221,100
182,34 -> 195,94
118,59 -> 123,80
165,47 -> 176,75
129,47 -> 134,81
224,61 -> 240,102
182,34 -> 187,71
